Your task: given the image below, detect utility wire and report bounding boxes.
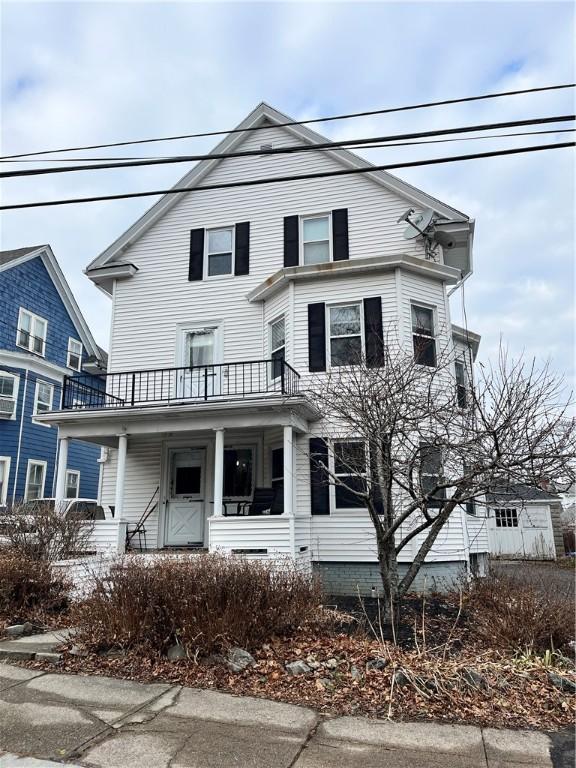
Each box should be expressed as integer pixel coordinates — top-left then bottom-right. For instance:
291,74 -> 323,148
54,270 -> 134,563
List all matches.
2,82 -> 574,160
1,127 -> 573,163
1,141 -> 573,212
1,115 -> 572,180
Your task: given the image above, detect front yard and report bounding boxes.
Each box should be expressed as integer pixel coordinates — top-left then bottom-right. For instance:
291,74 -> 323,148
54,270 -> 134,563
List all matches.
2,551 -> 573,731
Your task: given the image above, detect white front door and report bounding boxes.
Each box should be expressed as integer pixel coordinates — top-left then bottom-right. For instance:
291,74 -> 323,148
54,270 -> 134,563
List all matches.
179,329 -> 220,399
165,449 -> 206,546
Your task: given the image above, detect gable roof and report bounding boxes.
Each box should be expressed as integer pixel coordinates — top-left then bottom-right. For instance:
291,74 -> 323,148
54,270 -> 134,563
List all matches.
486,483 -> 560,504
86,101 -> 471,274
0,244 -> 106,365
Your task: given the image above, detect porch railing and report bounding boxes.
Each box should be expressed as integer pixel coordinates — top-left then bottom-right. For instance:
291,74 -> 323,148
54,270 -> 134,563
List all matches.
62,359 -> 301,411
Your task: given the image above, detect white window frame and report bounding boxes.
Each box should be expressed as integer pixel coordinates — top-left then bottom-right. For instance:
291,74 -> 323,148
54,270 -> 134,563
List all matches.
411,303 -> 437,367
204,226 -> 235,279
329,439 -> 368,513
494,507 -> 519,528
24,459 -> 47,501
65,469 -> 80,499
269,315 -> 286,380
455,359 -> 467,408
0,372 -> 19,421
326,301 -> 365,369
17,308 -> 47,357
32,380 -> 54,424
300,213 -> 332,266
67,338 -> 83,371
0,456 -> 11,505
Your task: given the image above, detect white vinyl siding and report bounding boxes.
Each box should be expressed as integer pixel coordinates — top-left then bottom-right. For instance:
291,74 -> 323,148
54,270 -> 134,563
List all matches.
25,460 -> 47,501
0,372 -> 19,420
67,338 -> 83,371
17,308 -> 47,356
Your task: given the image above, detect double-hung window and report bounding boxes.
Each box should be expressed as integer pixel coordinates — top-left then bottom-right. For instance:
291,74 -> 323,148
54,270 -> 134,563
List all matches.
270,316 -> 286,380
33,381 -> 54,420
333,441 -> 366,509
301,215 -> 331,265
455,360 -> 467,407
271,446 -> 284,513
17,309 -> 47,356
411,305 -> 436,367
0,373 -> 19,420
223,447 -> 254,498
25,460 -> 46,501
206,227 -> 234,277
329,303 -> 362,366
419,442 -> 445,508
67,339 -> 83,371
0,457 -> 10,505
494,508 -> 518,528
65,470 -> 80,499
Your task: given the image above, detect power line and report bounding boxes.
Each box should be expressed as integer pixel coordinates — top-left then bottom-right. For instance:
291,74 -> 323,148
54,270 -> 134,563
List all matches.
1,115 -> 572,181
2,83 -> 574,161
1,127 -> 573,164
1,141 -> 573,211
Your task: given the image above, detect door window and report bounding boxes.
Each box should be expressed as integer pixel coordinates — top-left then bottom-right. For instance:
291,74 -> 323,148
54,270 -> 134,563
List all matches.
175,466 -> 202,495
187,331 -> 214,367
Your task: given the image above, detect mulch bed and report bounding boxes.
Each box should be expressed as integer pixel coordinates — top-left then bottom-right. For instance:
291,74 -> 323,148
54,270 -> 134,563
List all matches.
22,618 -> 576,730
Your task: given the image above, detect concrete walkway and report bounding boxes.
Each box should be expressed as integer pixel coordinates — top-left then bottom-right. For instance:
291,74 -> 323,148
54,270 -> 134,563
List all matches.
0,662 -> 573,768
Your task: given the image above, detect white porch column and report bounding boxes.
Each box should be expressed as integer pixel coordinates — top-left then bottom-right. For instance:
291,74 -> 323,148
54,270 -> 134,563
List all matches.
213,428 -> 225,516
114,433 -> 128,520
283,425 -> 294,517
54,437 -> 69,512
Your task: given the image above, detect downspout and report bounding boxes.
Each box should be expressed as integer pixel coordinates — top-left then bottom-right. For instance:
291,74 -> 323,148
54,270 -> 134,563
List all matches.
460,504 -> 472,579
12,369 -> 29,503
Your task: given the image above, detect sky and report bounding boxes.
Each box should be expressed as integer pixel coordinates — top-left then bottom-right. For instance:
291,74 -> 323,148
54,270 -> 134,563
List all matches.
1,0 -> 574,385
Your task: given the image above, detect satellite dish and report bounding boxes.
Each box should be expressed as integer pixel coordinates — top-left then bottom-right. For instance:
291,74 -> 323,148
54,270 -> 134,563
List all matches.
432,230 -> 456,249
402,208 -> 436,240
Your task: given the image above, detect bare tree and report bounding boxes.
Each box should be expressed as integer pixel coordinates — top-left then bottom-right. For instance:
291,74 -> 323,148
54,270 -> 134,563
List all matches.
307,333 -> 575,621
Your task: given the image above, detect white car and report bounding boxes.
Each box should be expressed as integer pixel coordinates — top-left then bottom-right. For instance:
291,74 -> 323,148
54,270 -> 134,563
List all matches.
0,499 -> 106,533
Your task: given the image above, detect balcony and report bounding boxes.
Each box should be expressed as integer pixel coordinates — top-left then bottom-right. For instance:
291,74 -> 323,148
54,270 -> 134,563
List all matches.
62,359 -> 301,412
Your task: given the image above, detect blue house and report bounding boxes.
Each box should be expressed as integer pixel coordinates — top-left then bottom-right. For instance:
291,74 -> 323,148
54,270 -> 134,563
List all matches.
0,245 -> 107,505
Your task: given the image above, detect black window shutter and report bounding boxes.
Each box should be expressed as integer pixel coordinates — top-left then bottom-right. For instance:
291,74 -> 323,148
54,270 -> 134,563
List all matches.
284,216 -> 299,267
310,437 -> 330,515
363,296 -> 384,367
332,209 -> 349,261
308,303 -> 326,372
188,228 -> 205,281
234,222 -> 250,275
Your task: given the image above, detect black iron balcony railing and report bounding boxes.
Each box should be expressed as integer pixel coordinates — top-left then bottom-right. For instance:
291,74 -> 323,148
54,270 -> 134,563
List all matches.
62,359 -> 300,411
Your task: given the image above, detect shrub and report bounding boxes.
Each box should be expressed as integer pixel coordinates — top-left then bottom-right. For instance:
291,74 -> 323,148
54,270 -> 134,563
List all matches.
465,568 -> 574,654
0,501 -> 94,562
72,554 -> 322,655
0,551 -> 70,623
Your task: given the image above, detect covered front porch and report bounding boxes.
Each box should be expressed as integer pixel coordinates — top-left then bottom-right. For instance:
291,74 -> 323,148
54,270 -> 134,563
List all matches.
40,394 -> 317,560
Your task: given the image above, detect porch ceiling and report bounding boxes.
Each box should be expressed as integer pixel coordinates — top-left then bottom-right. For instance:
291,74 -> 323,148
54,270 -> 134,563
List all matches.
36,395 -> 319,445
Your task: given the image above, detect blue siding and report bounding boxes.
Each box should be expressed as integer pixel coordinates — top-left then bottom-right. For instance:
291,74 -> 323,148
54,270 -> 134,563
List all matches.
0,254 -> 103,502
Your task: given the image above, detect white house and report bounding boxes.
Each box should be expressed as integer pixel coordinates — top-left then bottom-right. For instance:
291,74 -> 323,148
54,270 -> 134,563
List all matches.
39,102 -> 488,594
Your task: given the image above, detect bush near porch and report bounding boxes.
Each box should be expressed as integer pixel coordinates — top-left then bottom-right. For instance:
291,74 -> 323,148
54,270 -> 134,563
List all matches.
0,551 -> 71,627
71,554 -> 323,655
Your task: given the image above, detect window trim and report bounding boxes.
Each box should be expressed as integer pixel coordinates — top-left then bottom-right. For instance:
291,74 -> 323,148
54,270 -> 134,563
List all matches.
0,372 -> 19,421
32,380 -> 54,425
326,301 -> 365,369
65,469 -> 81,499
300,213 -> 332,266
203,225 -> 235,279
67,338 -> 83,371
329,439 -> 368,513
411,303 -> 437,367
16,308 -> 48,357
24,459 -> 47,501
0,456 -> 11,505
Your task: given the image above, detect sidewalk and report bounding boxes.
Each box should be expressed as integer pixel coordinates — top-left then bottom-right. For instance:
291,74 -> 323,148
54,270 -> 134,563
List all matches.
0,661 -> 573,768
